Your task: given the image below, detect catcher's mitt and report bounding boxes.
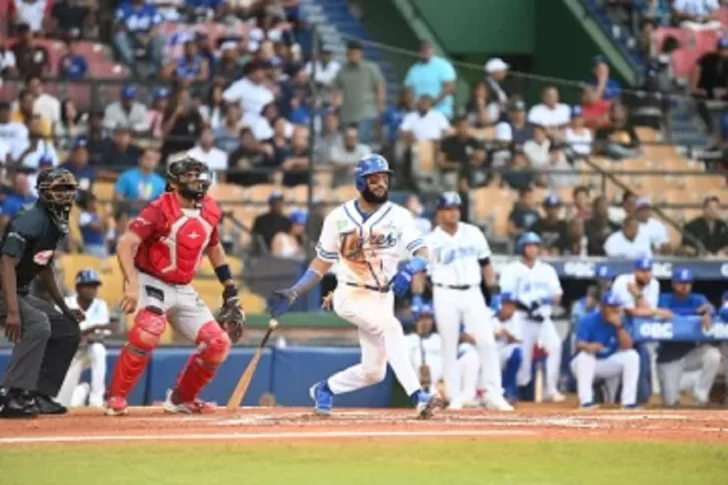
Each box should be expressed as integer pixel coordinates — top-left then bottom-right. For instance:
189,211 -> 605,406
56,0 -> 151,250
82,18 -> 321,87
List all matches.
216,303 -> 245,343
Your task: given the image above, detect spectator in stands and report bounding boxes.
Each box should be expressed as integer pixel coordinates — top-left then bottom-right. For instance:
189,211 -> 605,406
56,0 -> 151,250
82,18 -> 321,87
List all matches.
672,0 -> 723,30
55,99 -> 88,151
330,125 -> 371,187
542,144 -> 578,189
532,193 -> 567,255
163,39 -> 210,82
567,185 -> 592,222
313,110 -> 341,165
25,75 -> 61,127
199,85 -> 224,130
436,116 -> 480,191
11,90 -> 51,139
527,87 -> 570,137
85,109 -> 108,165
585,195 -> 620,256
689,37 -> 728,134
213,103 -> 244,154
146,87 -> 169,138
564,217 -> 588,256
0,172 -> 36,228
214,42 -> 245,88
604,216 -> 653,258
459,143 -> 489,191
58,37 -> 89,81
581,85 -> 611,131
523,124 -> 550,169
184,0 -> 228,21
10,117 -> 59,173
333,40 -> 385,145
634,197 -> 670,254
380,88 -> 413,149
98,124 -> 143,173
306,45 -> 341,88
271,209 -> 307,260
228,127 -> 269,186
610,190 -> 637,224
637,0 -> 671,27
12,0 -> 51,35
508,187 -> 540,242
280,125 -> 310,187
253,103 -> 293,142
464,81 -> 499,128
59,137 -> 96,192
76,192 -> 107,259
565,106 -> 593,157
161,87 -> 205,160
187,126 -> 228,183
681,195 -> 728,256
50,0 -> 94,39
252,191 -> 290,252
400,95 -> 450,144
586,56 -> 622,101
113,0 -> 166,76
0,102 -> 29,153
499,149 -> 533,191
490,122 -> 513,169
114,148 -> 165,214
224,60 -> 275,116
484,58 -> 510,113
11,23 -> 50,77
504,99 -> 533,148
103,85 -> 149,134
595,103 -> 641,160
404,41 -> 457,120
0,33 -> 19,78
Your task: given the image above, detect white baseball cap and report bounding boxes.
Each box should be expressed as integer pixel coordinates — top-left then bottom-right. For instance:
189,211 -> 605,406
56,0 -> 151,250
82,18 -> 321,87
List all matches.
485,58 -> 509,73
495,122 -> 513,142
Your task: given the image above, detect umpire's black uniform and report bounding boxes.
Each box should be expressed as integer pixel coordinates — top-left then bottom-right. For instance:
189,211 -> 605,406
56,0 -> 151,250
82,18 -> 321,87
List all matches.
0,169 -> 81,418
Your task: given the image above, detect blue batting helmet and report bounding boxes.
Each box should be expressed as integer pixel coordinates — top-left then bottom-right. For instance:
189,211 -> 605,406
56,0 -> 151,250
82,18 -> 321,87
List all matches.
75,268 -> 101,287
516,232 -> 541,254
437,192 -> 462,210
354,154 -> 393,192
672,267 -> 693,283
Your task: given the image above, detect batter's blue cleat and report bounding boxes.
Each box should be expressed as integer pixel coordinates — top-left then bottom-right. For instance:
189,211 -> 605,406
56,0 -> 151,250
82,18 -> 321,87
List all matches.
413,390 -> 437,420
579,401 -> 600,410
622,403 -> 640,411
309,381 -> 333,416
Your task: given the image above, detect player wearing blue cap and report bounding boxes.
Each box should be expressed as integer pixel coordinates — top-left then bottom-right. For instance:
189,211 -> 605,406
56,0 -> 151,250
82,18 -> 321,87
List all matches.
655,268 -> 721,407
571,264 -> 615,334
404,302 -> 480,405
570,292 -> 640,409
491,293 -> 523,402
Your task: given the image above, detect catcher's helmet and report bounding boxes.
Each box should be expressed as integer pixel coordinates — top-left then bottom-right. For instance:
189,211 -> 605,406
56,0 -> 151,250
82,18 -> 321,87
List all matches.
75,268 -> 102,287
437,192 -> 461,210
166,154 -> 211,201
516,232 -> 541,254
354,154 -> 393,193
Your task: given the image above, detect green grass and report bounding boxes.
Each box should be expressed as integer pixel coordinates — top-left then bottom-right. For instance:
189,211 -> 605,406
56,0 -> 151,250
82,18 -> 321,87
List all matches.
1,440 -> 726,485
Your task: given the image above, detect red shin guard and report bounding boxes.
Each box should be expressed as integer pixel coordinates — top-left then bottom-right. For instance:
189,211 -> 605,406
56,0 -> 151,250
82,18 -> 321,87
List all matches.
108,307 -> 166,399
174,321 -> 231,403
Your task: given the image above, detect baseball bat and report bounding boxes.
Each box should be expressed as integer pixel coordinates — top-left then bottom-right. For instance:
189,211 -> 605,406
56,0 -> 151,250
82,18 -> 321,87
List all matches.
226,319 -> 278,411
534,339 -> 544,404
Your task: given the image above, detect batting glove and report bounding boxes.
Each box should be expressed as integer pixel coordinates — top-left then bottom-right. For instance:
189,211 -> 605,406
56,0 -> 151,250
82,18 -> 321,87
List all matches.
391,256 -> 427,298
268,289 -> 298,319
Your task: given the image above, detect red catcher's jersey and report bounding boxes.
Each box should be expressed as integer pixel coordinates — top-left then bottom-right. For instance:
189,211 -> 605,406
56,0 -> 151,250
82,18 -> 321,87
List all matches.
128,193 -> 222,285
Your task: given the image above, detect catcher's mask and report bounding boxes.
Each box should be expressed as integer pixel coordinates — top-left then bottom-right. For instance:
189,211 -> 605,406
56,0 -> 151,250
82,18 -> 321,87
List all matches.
166,155 -> 211,202
36,168 -> 79,233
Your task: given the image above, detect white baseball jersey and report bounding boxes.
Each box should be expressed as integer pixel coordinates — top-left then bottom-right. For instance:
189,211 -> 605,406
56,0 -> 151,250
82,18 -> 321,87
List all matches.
493,315 -> 524,345
611,273 -> 660,309
499,260 -> 563,319
64,296 -> 111,334
426,222 -> 491,287
405,333 -> 476,373
316,200 -> 425,287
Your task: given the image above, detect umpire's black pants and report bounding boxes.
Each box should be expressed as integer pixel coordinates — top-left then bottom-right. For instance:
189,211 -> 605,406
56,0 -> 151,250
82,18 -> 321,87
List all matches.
0,292 -> 81,397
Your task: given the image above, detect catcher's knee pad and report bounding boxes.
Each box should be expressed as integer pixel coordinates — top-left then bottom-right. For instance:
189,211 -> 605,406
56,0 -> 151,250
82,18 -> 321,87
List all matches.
129,306 -> 167,352
174,321 -> 230,402
196,320 -> 232,366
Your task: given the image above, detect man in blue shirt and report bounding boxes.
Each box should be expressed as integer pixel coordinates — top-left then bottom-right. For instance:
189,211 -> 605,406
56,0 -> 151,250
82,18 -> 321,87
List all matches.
571,291 -> 640,409
60,137 -> 97,192
655,268 -> 721,407
404,42 -> 457,119
0,172 -> 37,228
113,0 -> 165,73
113,148 -> 165,215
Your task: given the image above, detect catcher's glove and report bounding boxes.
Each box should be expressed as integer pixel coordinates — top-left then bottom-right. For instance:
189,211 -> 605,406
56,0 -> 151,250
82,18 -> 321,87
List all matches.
217,286 -> 245,343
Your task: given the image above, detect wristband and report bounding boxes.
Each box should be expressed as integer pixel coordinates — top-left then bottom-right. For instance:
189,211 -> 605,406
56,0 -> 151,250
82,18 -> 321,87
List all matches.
291,269 -> 321,296
215,264 -> 233,284
222,284 -> 238,303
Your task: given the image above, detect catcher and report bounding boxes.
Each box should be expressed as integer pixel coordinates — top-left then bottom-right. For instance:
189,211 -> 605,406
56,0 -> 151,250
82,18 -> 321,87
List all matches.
105,155 -> 245,416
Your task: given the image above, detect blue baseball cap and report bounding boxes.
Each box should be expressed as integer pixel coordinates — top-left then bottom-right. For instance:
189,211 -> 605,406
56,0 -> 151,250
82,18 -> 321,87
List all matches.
289,210 -> 307,226
268,191 -> 283,204
121,84 -> 137,99
592,55 -> 607,67
601,291 -> 621,307
38,156 -> 53,167
717,37 -> 728,50
595,264 -> 614,280
571,105 -> 583,118
152,87 -> 169,101
672,268 -> 693,283
71,136 -> 88,150
634,257 -> 653,271
543,193 -> 562,208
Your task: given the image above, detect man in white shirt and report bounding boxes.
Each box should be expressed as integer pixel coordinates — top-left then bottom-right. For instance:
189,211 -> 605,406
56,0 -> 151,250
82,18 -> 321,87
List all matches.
400,95 -> 450,143
527,87 -> 570,134
15,0 -> 48,34
186,126 -> 228,184
26,75 -> 60,127
634,197 -> 670,254
0,102 -> 28,154
223,60 -> 275,115
672,0 -> 722,30
523,125 -> 550,169
305,46 -> 341,87
604,216 -> 653,258
103,84 -> 149,133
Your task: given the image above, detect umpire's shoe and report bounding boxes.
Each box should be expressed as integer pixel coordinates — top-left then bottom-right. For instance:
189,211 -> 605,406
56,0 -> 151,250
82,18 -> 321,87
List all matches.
0,389 -> 40,419
34,393 -> 68,415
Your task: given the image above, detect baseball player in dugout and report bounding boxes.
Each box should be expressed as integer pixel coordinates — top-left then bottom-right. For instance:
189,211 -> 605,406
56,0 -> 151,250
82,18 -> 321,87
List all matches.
426,191 -> 512,411
105,155 -> 245,417
268,154 -> 438,419
0,168 -> 85,419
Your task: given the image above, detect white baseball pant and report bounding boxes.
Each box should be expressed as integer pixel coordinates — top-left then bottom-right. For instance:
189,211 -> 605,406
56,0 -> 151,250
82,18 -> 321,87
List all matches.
56,342 -> 107,407
517,318 -> 562,399
657,345 -> 722,405
570,350 -> 639,406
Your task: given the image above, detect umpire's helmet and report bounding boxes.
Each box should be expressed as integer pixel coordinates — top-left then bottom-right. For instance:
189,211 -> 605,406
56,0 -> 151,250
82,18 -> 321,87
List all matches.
75,268 -> 102,287
437,192 -> 462,210
354,154 -> 393,193
36,168 -> 79,233
516,232 -> 541,254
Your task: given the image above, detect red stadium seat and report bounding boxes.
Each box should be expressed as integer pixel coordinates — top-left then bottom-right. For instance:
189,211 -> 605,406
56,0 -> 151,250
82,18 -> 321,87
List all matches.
652,28 -> 692,53
720,7 -> 728,27
671,48 -> 701,78
694,30 -> 720,54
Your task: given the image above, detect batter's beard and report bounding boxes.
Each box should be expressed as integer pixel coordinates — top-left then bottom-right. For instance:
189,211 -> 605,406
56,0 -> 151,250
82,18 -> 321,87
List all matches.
361,187 -> 389,204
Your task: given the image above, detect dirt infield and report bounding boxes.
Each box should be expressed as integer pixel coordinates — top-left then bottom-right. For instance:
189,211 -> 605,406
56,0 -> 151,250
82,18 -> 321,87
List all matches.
1,403 -> 727,446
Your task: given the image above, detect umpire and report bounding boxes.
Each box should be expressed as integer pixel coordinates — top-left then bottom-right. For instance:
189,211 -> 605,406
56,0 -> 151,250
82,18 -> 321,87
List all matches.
0,168 -> 84,419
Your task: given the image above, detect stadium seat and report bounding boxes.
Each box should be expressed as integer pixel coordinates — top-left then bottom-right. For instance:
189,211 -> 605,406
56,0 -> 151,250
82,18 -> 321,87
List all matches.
246,184 -> 275,204
415,141 -> 436,176
671,48 -> 701,78
471,186 -> 514,237
209,183 -> 246,203
93,181 -> 115,202
695,30 -> 720,53
470,127 -> 495,141
336,185 -> 359,202
721,6 -> 728,26
652,28 -> 692,54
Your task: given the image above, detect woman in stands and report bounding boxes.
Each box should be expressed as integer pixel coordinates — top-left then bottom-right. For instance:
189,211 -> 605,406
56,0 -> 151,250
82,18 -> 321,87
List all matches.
55,99 -> 87,151
271,210 -> 307,260
464,81 -> 500,128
